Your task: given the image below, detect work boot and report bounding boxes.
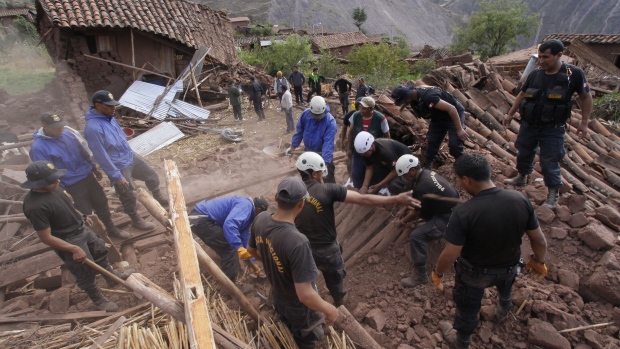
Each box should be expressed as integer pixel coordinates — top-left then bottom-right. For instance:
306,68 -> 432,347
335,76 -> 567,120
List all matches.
86,288 -> 119,312
130,214 -> 156,231
334,292 -> 349,307
543,188 -> 559,209
494,300 -> 512,321
152,189 -> 169,207
504,173 -> 528,187
106,225 -> 131,239
104,266 -> 136,287
401,274 -> 429,288
440,322 -> 471,349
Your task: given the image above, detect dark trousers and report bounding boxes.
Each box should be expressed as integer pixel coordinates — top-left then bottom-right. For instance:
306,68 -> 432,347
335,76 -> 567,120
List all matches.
273,293 -> 325,349
452,261 -> 517,337
515,122 -> 566,189
312,241 -> 347,302
55,227 -> 110,293
339,93 -> 349,114
351,152 -> 389,189
65,173 -> 113,228
409,214 -> 450,268
232,104 -> 242,120
307,86 -> 321,103
189,210 -> 240,281
114,154 -> 161,216
285,107 -> 294,132
294,85 -> 303,104
252,96 -> 265,120
324,162 -> 335,184
425,108 -> 466,165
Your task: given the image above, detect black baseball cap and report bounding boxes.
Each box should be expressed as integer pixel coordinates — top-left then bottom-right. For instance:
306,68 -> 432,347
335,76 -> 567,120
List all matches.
391,85 -> 416,106
21,160 -> 67,189
253,196 -> 269,212
277,177 -> 309,203
92,90 -> 120,106
41,112 -> 67,128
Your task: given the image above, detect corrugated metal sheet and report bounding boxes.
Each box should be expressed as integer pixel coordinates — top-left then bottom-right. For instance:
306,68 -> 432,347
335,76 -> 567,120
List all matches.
128,122 -> 184,156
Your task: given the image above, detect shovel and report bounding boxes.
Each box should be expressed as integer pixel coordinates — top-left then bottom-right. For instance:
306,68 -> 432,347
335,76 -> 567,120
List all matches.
262,146 -> 306,158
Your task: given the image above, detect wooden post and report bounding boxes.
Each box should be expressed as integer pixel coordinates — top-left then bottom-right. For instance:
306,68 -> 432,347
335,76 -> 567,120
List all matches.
130,28 -> 136,80
135,188 -> 171,229
165,160 -> 216,348
190,64 -> 204,108
126,273 -> 185,320
120,242 -> 138,265
334,306 -> 382,349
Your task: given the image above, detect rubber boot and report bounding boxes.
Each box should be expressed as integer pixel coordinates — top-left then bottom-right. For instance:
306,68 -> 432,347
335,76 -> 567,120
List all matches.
130,213 -> 156,231
440,322 -> 471,349
543,188 -> 559,209
104,266 -> 136,288
494,296 -> 513,321
86,287 -> 118,312
334,292 -> 349,307
503,173 -> 528,187
151,189 -> 169,207
401,265 -> 429,288
103,219 -> 131,239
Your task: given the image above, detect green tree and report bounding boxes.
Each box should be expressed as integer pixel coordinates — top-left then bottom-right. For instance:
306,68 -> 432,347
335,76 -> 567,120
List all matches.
239,34 -> 312,76
347,42 -> 409,90
352,7 -> 367,31
451,0 -> 539,60
315,49 -> 342,79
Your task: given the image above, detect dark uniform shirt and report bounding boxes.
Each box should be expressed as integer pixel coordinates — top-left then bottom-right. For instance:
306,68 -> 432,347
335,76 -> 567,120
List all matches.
412,170 -> 459,221
363,139 -> 411,176
444,187 -> 539,268
334,79 -> 352,94
522,66 -> 589,97
250,212 -> 319,299
409,87 -> 461,121
23,187 -> 83,238
295,181 -> 348,248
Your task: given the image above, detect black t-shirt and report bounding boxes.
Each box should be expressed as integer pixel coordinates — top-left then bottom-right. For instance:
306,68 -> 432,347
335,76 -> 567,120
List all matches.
409,87 -> 460,121
412,170 -> 460,220
23,187 -> 83,237
343,110 -> 355,127
521,65 -> 589,96
444,187 -> 539,268
334,79 -> 352,94
295,181 -> 348,247
363,139 -> 412,176
249,211 -> 319,299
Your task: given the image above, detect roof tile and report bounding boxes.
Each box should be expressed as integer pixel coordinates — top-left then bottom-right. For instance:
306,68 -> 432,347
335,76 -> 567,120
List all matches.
542,33 -> 620,45
311,31 -> 372,50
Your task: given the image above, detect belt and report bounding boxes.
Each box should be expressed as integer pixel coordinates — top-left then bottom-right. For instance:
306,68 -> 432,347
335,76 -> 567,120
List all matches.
311,240 -> 338,251
60,224 -> 85,240
456,257 -> 522,275
527,123 -> 565,129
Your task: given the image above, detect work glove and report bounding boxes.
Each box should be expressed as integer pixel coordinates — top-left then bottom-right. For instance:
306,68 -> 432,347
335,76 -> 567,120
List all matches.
431,271 -> 444,292
525,257 -> 547,281
237,247 -> 252,260
285,147 -> 292,156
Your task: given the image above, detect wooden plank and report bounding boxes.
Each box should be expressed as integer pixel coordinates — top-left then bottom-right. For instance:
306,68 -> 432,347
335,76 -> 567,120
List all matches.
341,210 -> 391,262
1,169 -> 27,185
0,250 -> 63,288
0,141 -> 34,152
165,160 -> 215,348
0,223 -> 22,243
88,316 -> 126,349
0,311 -> 109,324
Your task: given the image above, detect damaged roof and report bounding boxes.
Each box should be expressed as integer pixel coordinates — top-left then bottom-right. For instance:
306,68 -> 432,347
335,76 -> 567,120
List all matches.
311,31 -> 371,50
0,8 -> 30,17
542,33 -> 620,45
36,0 -> 236,65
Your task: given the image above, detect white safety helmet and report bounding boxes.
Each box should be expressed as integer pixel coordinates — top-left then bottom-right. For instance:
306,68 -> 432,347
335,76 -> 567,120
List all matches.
354,131 -> 375,154
296,151 -> 327,174
395,154 -> 420,176
309,96 -> 326,120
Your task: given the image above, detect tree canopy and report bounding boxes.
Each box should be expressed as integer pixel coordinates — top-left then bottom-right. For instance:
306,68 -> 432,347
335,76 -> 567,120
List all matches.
352,7 -> 367,31
238,34 -> 313,76
347,42 -> 409,89
451,0 -> 539,60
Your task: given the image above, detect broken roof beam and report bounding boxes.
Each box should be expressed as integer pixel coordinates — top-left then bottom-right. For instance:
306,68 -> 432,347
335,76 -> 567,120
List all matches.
83,54 -> 172,80
164,159 -> 216,348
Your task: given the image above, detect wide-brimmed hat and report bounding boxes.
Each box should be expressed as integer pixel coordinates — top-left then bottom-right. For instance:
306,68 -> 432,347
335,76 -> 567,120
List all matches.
21,160 -> 67,189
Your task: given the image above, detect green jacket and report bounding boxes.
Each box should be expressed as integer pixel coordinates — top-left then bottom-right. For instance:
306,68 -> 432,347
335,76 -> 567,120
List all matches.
228,85 -> 242,106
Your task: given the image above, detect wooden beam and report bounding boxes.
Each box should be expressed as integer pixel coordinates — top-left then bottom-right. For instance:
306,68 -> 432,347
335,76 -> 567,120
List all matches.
88,316 -> 126,349
334,306 -> 382,349
0,241 -> 49,264
0,311 -> 110,324
0,250 -> 63,288
0,141 -> 34,152
83,54 -> 172,80
165,160 -> 216,348
133,30 -> 194,55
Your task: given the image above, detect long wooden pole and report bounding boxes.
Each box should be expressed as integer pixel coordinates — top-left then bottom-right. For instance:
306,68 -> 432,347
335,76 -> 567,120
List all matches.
165,160 -> 216,348
83,54 -> 171,80
334,306 -> 382,349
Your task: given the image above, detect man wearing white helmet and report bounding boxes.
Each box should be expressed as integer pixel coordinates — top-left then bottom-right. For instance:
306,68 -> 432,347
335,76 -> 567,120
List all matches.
394,154 -> 460,288
295,152 -> 420,306
354,131 -> 411,195
289,96 -> 338,183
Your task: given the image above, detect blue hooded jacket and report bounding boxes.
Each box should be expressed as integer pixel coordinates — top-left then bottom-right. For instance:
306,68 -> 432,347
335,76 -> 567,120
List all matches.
193,196 -> 256,249
84,108 -> 133,183
291,104 -> 338,163
30,128 -> 96,187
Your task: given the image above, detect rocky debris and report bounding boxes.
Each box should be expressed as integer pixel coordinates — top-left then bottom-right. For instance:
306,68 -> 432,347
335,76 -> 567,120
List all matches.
557,269 -> 580,291
564,195 -> 587,214
555,205 -> 572,222
48,287 -> 71,313
550,227 -> 568,240
578,220 -> 617,250
406,306 -> 425,325
365,308 -> 387,331
583,251 -> 620,305
527,318 -> 571,349
568,212 -> 590,228
536,206 -> 556,224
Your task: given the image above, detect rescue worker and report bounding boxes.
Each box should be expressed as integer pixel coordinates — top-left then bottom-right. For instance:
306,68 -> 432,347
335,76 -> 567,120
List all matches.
289,65 -> 306,105
346,97 -> 390,189
355,77 -> 370,100
273,71 -> 289,107
307,67 -> 325,103
391,84 -> 470,169
353,131 -> 410,194
433,154 -> 548,348
394,154 -> 460,287
189,195 -> 269,282
30,112 -> 130,239
248,177 -> 338,349
503,39 -> 592,208
84,90 -> 167,231
340,97 -> 362,175
249,76 -> 266,121
22,161 -> 134,312
281,85 -> 294,133
288,96 -> 338,183
228,80 -> 244,121
333,73 -> 352,115
294,152 -> 420,306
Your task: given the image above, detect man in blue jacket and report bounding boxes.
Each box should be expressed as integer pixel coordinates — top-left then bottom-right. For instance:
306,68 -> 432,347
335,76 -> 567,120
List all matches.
189,196 -> 270,282
289,96 -> 338,183
30,112 -> 130,239
84,90 -> 167,231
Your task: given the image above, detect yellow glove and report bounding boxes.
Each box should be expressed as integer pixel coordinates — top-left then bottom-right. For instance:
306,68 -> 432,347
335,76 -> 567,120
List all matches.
525,257 -> 547,281
237,247 -> 252,260
431,271 -> 444,292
